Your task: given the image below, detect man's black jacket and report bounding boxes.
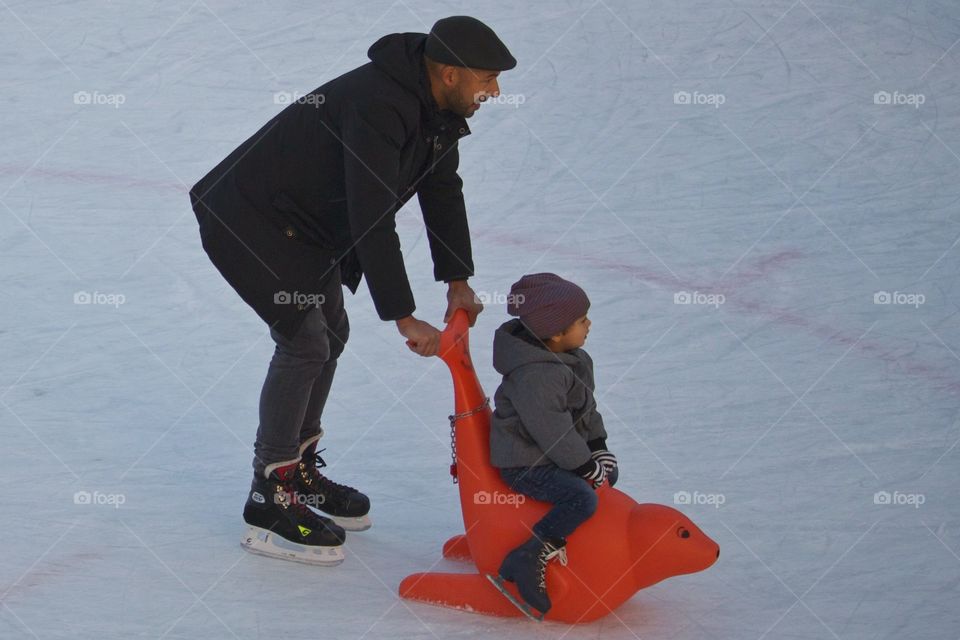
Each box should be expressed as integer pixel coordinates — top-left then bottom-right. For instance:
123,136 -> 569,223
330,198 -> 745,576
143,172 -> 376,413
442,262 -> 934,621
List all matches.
190,32 -> 474,339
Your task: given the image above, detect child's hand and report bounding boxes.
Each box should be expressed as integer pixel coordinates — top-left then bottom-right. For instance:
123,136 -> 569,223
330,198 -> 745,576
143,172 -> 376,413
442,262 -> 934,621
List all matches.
591,450 -> 618,487
578,458 -> 606,489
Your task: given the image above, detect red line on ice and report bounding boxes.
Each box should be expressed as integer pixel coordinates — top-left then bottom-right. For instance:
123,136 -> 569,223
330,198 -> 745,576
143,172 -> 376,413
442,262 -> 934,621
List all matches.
469,227 -> 960,394
7,164 -> 955,392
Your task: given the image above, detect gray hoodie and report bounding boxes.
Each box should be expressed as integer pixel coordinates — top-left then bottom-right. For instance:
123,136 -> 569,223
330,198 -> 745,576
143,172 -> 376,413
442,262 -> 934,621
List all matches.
489,319 -> 608,470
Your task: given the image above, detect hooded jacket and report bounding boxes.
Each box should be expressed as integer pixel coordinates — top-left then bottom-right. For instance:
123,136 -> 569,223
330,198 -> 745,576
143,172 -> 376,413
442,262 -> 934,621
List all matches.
189,32 -> 474,339
489,319 -> 608,470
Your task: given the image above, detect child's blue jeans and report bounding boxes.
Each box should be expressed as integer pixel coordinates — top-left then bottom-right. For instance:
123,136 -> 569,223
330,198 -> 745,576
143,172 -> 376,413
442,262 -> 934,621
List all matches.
499,464 -> 598,542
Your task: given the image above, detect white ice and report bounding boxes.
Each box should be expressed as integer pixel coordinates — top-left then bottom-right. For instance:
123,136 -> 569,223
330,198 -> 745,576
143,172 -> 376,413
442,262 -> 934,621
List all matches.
1,1 -> 959,638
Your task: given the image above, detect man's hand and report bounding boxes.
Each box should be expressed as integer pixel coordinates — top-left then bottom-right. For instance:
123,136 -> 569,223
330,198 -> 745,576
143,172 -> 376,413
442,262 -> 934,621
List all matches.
396,316 -> 441,357
444,280 -> 483,327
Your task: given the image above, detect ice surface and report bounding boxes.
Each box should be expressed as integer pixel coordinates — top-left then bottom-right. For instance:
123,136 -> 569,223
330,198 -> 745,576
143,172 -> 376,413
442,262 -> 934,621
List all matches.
1,1 -> 959,638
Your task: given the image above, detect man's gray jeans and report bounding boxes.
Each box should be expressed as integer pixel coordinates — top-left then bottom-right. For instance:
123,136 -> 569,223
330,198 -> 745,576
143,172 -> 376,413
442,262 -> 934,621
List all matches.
253,271 -> 349,476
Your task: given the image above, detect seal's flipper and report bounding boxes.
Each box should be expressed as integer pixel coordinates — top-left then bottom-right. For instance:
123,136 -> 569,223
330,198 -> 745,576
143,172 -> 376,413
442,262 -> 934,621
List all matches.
398,572 -> 525,617
442,534 -> 472,561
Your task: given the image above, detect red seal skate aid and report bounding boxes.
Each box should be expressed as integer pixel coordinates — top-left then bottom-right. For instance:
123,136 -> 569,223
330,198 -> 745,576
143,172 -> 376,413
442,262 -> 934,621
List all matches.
398,309 -> 719,622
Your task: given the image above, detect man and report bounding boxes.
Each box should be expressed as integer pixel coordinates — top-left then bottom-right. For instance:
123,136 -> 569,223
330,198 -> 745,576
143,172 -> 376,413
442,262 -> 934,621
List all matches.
189,16 -> 516,565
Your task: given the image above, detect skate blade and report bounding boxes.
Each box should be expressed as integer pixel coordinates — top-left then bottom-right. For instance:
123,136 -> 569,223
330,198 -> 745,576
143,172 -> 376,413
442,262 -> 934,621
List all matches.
485,574 -> 544,622
328,513 -> 372,532
241,525 -> 344,566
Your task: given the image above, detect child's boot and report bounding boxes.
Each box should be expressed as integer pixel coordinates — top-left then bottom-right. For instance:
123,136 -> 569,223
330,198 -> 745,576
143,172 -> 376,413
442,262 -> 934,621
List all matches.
497,535 -> 568,617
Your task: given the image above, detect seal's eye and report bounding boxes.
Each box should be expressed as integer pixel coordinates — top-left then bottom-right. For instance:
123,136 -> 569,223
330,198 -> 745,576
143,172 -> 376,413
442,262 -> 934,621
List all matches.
677,527 -> 690,539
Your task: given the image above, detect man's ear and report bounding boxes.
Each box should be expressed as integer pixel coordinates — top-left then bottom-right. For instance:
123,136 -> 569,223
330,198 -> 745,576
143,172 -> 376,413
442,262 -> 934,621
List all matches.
441,65 -> 459,88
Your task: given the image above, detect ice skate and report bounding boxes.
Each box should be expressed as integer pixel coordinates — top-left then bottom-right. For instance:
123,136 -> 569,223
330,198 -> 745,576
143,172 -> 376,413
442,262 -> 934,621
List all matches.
493,535 -> 568,620
294,433 -> 372,531
241,459 -> 347,566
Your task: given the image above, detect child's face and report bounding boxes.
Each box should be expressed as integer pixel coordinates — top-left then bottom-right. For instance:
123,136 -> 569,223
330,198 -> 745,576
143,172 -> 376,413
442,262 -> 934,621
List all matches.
548,314 -> 591,352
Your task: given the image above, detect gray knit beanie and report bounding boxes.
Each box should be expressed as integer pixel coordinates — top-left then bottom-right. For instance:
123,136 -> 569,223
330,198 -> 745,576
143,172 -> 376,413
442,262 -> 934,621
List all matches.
507,273 -> 590,338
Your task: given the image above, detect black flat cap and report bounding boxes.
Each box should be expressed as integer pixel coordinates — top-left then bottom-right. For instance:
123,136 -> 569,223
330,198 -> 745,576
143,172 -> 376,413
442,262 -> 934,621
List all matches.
425,16 -> 516,71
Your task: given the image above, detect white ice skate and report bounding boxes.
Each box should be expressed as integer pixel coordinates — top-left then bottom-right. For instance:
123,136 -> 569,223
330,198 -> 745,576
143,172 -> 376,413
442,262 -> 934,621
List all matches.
241,525 -> 345,566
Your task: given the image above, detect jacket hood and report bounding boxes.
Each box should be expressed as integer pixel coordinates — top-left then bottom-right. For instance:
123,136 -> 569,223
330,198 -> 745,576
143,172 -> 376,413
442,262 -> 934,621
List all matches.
492,319 -> 579,376
367,32 -> 472,136
367,32 -> 434,109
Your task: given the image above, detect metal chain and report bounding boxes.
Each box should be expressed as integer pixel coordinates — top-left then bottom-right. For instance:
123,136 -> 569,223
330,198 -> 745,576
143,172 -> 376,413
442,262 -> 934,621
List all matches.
447,397 -> 490,484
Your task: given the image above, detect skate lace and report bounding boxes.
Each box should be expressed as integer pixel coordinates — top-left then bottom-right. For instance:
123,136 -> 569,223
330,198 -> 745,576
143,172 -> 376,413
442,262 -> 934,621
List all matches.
537,544 -> 568,590
310,450 -> 358,500
274,478 -> 325,525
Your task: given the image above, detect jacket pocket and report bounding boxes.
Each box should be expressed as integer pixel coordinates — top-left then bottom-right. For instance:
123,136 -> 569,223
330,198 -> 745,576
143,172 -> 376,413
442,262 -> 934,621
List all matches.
271,190 -> 337,249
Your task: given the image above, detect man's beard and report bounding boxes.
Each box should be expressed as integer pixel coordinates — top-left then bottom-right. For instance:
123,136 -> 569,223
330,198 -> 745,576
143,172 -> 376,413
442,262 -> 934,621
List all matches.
448,90 -> 477,118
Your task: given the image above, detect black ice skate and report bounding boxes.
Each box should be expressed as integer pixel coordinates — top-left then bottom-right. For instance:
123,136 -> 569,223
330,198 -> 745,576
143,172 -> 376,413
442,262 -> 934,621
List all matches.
293,433 -> 372,531
489,535 -> 568,621
241,459 -> 347,566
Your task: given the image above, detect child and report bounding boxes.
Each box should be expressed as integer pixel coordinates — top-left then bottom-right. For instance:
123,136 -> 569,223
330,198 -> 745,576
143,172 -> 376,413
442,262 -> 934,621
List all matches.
488,273 -> 618,618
